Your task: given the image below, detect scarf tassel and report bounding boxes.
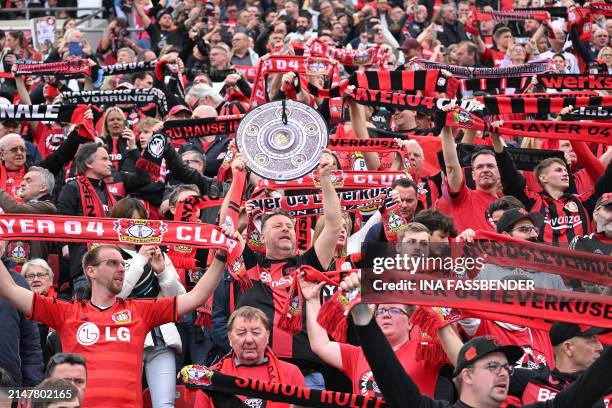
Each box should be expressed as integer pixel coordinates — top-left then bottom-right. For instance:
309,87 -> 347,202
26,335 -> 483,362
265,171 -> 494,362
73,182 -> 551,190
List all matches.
317,292 -> 349,343
278,278 -> 304,335
195,306 -> 213,328
415,339 -> 448,365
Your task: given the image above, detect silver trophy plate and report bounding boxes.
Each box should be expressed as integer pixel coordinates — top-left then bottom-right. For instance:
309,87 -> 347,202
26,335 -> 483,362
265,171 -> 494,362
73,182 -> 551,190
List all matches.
235,100 -> 328,181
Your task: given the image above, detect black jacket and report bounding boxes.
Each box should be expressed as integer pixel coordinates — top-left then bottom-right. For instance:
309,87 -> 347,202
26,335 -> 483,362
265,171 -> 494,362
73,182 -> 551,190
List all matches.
0,269 -> 44,386
438,21 -> 468,47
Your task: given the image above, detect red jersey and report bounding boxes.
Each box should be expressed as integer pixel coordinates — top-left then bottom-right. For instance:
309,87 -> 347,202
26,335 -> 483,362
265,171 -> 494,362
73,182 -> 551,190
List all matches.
30,122 -> 66,159
474,320 -> 554,370
437,179 -> 498,233
194,354 -> 305,407
339,327 -> 441,398
29,294 -> 178,408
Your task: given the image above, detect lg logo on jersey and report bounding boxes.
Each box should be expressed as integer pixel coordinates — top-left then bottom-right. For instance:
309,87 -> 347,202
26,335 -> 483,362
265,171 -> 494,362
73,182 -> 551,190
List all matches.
76,322 -> 131,346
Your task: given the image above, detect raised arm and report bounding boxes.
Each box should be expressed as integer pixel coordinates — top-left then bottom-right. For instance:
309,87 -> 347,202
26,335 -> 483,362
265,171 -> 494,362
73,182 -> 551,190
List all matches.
176,226 -> 243,317
0,260 -> 33,316
440,126 -> 464,194
133,0 -> 152,29
301,277 -> 343,370
347,98 -> 381,170
313,151 -> 343,269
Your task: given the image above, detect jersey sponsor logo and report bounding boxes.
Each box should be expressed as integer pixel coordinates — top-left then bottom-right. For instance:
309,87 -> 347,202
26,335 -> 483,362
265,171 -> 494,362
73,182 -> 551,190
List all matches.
77,322 -> 100,346
76,322 -> 131,345
110,153 -> 123,162
546,215 -> 582,230
536,387 -> 558,401
112,310 -> 132,325
113,219 -> 168,244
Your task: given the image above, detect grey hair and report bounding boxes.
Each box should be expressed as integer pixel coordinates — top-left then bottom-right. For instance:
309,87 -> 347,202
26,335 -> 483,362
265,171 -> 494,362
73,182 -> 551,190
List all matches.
116,47 -> 135,60
0,133 -> 24,151
22,258 -> 54,280
168,184 -> 201,207
405,139 -> 423,158
186,84 -> 223,105
74,142 -> 105,175
28,166 -> 55,194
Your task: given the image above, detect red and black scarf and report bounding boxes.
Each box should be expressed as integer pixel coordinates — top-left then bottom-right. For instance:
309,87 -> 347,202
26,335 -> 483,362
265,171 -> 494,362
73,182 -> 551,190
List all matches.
76,176 -> 116,217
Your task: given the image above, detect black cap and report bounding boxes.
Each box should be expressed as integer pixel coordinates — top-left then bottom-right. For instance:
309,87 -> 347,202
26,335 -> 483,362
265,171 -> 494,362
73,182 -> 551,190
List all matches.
453,336 -> 523,377
496,208 -> 544,234
549,323 -> 610,346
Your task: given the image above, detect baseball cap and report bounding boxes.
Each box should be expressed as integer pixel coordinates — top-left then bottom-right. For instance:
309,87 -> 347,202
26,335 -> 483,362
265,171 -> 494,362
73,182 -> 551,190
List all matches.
549,323 -> 610,346
167,105 -> 192,117
400,38 -> 422,50
595,192 -> 612,210
496,208 -> 544,234
453,336 -> 524,377
156,8 -> 172,21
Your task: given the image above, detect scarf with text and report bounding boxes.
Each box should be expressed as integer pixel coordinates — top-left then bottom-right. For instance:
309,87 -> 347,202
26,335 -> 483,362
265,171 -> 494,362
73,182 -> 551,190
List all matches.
61,88 -> 168,116
568,4 -> 612,41
474,94 -> 612,116
344,88 -> 484,115
249,188 -> 390,218
0,214 -> 242,259
362,275 -> 611,328
14,58 -> 92,78
0,104 -> 95,134
460,74 -> 612,92
445,108 -> 612,144
562,106 -> 612,121
167,195 -> 226,270
250,55 -> 340,108
298,39 -> 388,67
256,170 -> 409,191
328,138 -> 411,173
411,59 -> 551,78
473,9 -> 550,22
101,59 -> 157,76
180,364 -> 387,407
163,115 -> 242,142
348,70 -> 458,98
76,176 -> 116,218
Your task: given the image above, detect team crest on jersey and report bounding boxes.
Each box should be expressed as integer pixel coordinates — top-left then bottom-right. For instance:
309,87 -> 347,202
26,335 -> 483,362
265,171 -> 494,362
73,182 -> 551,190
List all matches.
188,268 -> 203,284
564,202 -> 579,212
112,310 -> 132,325
8,241 -> 28,264
113,219 -> 168,244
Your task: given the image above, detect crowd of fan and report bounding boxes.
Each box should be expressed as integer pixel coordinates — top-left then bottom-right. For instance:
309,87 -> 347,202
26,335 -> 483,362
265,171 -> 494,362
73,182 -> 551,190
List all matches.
0,0 -> 611,406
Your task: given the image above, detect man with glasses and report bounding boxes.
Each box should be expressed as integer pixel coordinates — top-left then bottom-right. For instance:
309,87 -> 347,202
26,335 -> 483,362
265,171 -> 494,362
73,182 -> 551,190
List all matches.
47,353 -> 87,404
343,274 -> 612,408
0,234 -> 240,407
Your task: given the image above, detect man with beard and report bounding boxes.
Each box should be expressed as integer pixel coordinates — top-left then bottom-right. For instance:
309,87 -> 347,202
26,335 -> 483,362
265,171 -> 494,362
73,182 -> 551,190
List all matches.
0,234 -> 239,407
439,125 -> 501,233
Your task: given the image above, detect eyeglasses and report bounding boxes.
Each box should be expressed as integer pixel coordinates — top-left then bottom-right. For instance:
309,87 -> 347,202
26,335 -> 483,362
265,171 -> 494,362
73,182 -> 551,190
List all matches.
91,259 -> 126,269
5,146 -> 26,153
25,272 -> 50,280
512,225 -> 539,234
375,307 -> 408,317
184,159 -> 203,165
479,362 -> 514,375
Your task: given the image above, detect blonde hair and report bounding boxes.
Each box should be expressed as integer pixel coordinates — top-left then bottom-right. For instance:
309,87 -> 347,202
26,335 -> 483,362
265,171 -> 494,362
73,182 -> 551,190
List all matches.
397,222 -> 430,242
103,106 -> 125,137
312,213 -> 352,258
